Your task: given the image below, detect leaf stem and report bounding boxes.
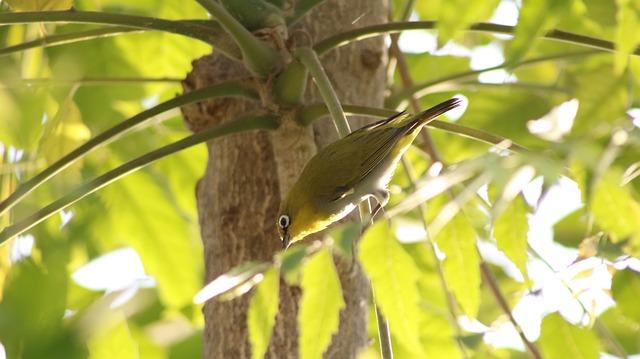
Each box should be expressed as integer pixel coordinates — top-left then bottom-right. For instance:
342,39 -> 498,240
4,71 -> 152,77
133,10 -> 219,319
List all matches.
295,47 -> 350,136
295,46 -> 394,359
0,26 -> 139,57
0,11 -> 219,44
299,103 -> 530,153
0,114 -> 279,244
0,81 -> 258,218
314,21 -> 637,57
195,0 -> 280,76
387,50 -> 599,107
480,262 -> 542,359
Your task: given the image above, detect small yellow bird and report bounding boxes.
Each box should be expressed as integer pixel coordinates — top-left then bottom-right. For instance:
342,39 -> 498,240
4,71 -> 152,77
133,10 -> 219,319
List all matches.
277,98 -> 462,247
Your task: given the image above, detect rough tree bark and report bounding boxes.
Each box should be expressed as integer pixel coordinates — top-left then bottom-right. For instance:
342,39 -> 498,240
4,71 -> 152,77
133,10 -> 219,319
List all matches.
181,1 -> 387,357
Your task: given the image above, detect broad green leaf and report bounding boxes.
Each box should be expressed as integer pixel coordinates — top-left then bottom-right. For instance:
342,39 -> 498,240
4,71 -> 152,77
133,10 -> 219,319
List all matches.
598,307 -> 640,353
572,63 -> 628,132
437,0 -> 500,45
539,313 -> 600,359
6,0 -> 73,11
88,314 -> 138,359
298,248 -> 345,359
100,171 -> 202,308
506,0 -> 580,64
614,0 -> 640,73
434,213 -> 480,318
359,221 -> 425,357
591,169 -> 640,241
248,267 -> 280,359
612,269 -> 640,323
493,195 -> 529,278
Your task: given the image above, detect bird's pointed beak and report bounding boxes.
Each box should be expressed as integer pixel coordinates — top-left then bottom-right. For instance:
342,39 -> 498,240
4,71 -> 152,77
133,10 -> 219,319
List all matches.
282,232 -> 290,249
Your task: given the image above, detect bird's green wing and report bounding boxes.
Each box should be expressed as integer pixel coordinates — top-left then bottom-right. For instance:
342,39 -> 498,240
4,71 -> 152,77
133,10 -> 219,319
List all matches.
308,125 -> 405,202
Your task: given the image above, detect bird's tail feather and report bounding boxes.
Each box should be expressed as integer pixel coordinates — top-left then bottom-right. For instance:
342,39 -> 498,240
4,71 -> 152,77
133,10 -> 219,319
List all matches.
406,97 -> 463,131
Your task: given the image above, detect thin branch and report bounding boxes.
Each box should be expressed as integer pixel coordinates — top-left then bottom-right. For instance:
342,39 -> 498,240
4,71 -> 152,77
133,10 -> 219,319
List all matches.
295,47 -> 351,135
386,50 -> 599,107
2,77 -> 183,88
0,114 -> 279,244
0,81 -> 258,218
195,0 -> 280,76
295,46 -> 394,359
0,11 -> 219,44
481,262 -> 542,359
0,26 -> 139,57
287,0 -> 326,26
314,21 -> 637,57
299,103 -> 530,153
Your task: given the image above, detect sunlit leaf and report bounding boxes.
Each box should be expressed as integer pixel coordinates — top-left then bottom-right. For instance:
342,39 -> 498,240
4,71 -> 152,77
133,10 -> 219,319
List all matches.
437,0 -> 500,45
591,169 -> 640,241
598,307 -> 640,353
194,261 -> 270,304
493,195 -> 529,278
614,0 -> 640,73
506,0 -> 581,64
539,313 -> 600,359
5,0 -> 73,11
612,269 -> 640,323
572,63 -> 628,132
298,247 -> 345,359
88,314 -> 138,359
359,221 -> 425,357
101,171 -> 203,308
248,267 -> 280,359
434,213 -> 480,318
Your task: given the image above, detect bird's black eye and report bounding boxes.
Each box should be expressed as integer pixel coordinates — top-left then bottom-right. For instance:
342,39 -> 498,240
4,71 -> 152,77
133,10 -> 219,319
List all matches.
278,214 -> 290,229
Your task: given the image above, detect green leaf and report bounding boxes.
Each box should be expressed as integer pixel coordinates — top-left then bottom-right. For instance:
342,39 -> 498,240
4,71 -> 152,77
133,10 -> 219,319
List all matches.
493,195 -> 529,278
612,269 -> 640,323
5,0 -> 73,11
248,267 -> 280,359
100,171 -> 203,308
436,0 -> 501,45
87,314 -> 138,359
506,0 -> 579,64
571,63 -> 628,133
591,169 -> 640,241
614,0 -> 640,73
539,313 -> 600,359
358,221 -> 425,357
434,213 -> 481,318
598,307 -> 640,353
298,247 -> 345,359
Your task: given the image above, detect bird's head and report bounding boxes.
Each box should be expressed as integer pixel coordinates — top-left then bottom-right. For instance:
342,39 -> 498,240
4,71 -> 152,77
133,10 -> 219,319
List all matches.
276,190 -> 336,249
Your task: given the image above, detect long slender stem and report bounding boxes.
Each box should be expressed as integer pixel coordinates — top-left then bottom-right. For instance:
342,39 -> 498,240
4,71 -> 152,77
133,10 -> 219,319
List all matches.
387,50 -> 599,107
295,47 -> 351,135
299,103 -> 530,153
296,46 -> 393,358
0,114 -> 279,244
195,0 -> 279,76
3,77 -> 183,87
480,262 -> 542,359
0,26 -> 139,57
314,21 -> 636,57
0,81 -> 258,218
401,159 -> 469,358
0,11 -> 219,44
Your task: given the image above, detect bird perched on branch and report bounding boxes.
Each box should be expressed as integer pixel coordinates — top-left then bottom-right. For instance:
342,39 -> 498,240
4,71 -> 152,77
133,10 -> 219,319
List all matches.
277,98 -> 462,248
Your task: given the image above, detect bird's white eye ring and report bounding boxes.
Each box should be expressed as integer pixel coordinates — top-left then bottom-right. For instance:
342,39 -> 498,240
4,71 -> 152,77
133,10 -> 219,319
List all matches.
278,215 -> 290,229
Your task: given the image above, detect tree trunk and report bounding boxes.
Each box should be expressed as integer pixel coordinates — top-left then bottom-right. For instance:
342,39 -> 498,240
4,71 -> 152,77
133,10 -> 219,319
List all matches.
181,1 -> 387,357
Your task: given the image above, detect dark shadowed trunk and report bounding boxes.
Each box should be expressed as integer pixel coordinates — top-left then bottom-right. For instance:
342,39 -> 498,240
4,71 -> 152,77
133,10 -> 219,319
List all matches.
181,1 -> 387,357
